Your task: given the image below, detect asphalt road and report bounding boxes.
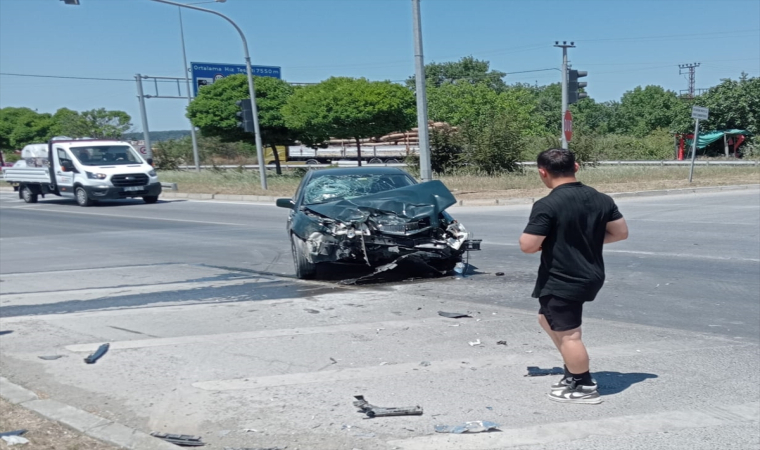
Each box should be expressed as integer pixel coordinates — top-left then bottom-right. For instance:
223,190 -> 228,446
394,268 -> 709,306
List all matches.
1,188 -> 758,450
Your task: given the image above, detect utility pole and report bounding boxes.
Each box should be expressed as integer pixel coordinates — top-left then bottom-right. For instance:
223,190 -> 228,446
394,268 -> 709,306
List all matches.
554,41 -> 574,150
135,74 -> 152,161
411,0 -> 431,182
679,63 -> 700,98
178,7 -> 201,172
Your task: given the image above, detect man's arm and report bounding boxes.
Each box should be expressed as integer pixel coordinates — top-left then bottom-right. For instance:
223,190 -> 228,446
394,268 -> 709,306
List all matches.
604,218 -> 628,244
520,233 -> 546,254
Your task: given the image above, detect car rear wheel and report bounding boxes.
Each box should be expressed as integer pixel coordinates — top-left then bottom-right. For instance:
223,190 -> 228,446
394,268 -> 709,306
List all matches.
21,185 -> 38,203
291,234 -> 316,279
75,187 -> 93,207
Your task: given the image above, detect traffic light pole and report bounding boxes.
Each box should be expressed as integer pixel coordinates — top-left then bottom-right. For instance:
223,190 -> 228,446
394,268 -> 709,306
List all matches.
149,0 -> 267,190
554,41 -> 574,150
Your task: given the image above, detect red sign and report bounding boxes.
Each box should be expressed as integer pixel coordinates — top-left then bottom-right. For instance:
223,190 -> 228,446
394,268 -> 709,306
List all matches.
564,110 -> 573,142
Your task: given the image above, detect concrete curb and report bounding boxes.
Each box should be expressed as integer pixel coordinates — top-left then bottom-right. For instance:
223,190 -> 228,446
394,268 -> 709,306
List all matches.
3,184 -> 759,206
0,377 -> 178,450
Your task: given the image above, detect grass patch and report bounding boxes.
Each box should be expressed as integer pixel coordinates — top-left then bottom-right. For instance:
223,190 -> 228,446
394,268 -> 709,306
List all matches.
158,165 -> 760,200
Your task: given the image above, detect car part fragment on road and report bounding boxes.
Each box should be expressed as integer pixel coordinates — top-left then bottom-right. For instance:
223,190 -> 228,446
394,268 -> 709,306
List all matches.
469,339 -> 482,346
0,430 -> 27,438
353,395 -> 423,418
434,421 -> 501,434
495,272 -> 505,276
38,355 -> 64,360
438,311 -> 472,319
150,432 -> 205,447
525,366 -> 564,377
83,343 -> 109,364
1,435 -> 29,445
223,447 -> 285,450
497,340 -> 508,346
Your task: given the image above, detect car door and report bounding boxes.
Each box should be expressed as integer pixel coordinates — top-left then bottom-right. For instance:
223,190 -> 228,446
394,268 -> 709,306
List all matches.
54,147 -> 75,197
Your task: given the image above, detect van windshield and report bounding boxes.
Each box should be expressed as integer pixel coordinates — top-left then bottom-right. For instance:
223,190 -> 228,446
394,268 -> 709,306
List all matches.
71,146 -> 143,166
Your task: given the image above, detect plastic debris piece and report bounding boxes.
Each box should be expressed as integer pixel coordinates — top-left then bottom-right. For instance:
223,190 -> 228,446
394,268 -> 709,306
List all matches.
525,366 -> 564,377
419,361 -> 431,367
38,355 -> 64,360
438,311 -> 471,319
495,272 -> 505,276
353,395 -> 423,418
0,430 -> 27,437
1,435 -> 29,445
84,343 -> 109,364
496,340 -> 507,346
224,447 -> 285,450
468,339 -> 482,346
434,421 -> 500,434
150,432 -> 205,447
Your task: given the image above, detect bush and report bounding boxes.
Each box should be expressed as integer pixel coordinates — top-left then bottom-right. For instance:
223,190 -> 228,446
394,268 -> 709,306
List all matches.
460,114 -> 523,174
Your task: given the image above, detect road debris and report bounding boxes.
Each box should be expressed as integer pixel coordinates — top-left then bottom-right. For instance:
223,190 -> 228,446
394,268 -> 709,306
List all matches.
304,308 -> 320,314
150,432 -> 205,447
468,339 -> 482,346
496,340 -> 507,346
353,395 -> 423,418
0,430 -> 27,438
495,272 -> 505,276
434,421 -> 500,434
1,435 -> 29,445
419,361 -> 431,367
438,311 -> 471,319
525,366 -> 564,377
223,447 -> 285,450
38,355 -> 64,360
84,343 -> 109,364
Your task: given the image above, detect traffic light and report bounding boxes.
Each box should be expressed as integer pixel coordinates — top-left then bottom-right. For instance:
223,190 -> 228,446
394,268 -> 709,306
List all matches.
236,99 -> 254,133
568,70 -> 588,104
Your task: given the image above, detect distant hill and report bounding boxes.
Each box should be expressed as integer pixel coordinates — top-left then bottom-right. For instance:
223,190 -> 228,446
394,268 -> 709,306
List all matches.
123,130 -> 191,142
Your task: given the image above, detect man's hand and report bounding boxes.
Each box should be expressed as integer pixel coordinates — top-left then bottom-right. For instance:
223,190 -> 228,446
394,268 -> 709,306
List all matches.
604,218 -> 629,244
519,233 -> 546,254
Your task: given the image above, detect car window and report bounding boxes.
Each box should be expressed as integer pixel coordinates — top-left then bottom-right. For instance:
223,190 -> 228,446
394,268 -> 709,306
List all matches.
303,174 -> 415,205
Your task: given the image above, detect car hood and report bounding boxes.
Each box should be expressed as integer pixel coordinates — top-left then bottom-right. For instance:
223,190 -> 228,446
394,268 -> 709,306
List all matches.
303,180 -> 457,224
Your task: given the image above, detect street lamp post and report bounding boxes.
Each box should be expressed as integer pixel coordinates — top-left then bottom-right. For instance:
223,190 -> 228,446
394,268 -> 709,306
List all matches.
150,0 -> 268,189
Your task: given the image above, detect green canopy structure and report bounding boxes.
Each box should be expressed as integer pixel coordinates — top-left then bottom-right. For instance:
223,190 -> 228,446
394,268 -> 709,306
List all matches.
686,129 -> 752,149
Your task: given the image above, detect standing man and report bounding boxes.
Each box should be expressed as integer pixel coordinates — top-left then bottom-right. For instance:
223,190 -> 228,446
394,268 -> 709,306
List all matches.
519,148 -> 628,404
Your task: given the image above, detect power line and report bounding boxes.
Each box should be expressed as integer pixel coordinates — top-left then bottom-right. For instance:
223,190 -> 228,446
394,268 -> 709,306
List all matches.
0,72 -> 174,83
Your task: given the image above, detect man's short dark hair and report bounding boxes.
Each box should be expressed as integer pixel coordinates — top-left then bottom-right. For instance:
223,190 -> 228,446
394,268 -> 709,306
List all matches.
537,148 -> 576,177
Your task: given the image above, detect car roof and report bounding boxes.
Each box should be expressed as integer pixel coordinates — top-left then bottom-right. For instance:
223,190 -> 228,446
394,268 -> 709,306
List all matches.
308,167 -> 411,178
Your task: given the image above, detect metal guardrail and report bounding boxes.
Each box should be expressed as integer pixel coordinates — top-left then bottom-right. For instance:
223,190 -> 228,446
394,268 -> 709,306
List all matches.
174,160 -> 759,170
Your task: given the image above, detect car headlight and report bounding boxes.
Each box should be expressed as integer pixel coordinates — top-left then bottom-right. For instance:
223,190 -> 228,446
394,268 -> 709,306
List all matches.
86,171 -> 107,180
148,169 -> 157,177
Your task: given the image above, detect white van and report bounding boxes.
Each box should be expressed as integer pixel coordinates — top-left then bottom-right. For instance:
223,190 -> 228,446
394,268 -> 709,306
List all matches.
3,139 -> 161,206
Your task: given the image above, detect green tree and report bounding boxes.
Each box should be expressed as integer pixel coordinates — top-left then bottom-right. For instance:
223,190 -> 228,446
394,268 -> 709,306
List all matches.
406,56 -> 508,92
56,108 -> 132,139
282,77 -> 416,166
460,112 -> 523,174
0,107 -> 54,149
187,74 -> 299,173
612,85 -> 690,136
699,73 -> 760,134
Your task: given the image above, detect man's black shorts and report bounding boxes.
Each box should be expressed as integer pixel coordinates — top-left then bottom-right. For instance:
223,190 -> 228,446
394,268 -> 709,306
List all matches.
538,295 -> 584,331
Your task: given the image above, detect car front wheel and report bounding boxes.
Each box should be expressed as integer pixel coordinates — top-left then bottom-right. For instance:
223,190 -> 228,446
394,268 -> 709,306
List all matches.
75,187 -> 92,207
291,234 -> 317,279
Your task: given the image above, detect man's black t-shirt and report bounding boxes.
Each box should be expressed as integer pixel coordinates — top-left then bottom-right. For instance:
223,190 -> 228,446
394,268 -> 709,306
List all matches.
523,182 -> 623,302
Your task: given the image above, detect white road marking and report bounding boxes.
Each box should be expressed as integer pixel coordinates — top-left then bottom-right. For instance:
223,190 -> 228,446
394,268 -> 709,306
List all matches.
485,241 -> 760,262
5,207 -> 250,227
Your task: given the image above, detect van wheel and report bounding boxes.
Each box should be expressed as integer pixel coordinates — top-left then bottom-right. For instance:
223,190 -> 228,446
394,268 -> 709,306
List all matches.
21,186 -> 38,203
75,187 -> 93,207
143,196 -> 159,204
291,234 -> 316,279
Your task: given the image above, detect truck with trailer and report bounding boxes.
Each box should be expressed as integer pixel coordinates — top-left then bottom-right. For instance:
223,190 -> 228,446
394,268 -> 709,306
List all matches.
264,144 -> 415,165
3,138 -> 162,206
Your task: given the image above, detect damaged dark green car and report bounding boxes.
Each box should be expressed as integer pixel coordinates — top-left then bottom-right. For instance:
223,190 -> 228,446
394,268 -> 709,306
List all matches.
276,167 -> 480,280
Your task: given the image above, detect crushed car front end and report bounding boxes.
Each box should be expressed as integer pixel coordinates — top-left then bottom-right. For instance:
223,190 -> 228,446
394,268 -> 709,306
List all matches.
291,180 -> 480,272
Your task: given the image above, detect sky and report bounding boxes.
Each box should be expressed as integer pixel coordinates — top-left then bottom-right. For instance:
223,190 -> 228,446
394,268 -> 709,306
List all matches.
1,0 -> 758,132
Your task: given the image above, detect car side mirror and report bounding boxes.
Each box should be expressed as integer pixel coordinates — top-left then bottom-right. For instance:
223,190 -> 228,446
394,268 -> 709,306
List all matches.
61,160 -> 75,172
276,198 -> 294,209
